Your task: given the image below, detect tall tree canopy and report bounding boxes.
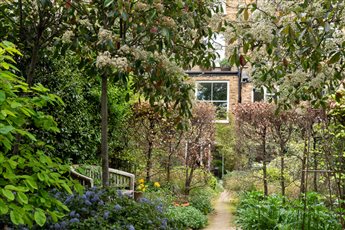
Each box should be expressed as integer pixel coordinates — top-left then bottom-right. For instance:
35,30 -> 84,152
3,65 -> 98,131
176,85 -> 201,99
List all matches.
226,0 -> 344,108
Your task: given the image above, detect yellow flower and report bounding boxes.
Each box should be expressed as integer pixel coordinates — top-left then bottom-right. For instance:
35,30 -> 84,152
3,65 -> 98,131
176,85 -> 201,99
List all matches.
154,182 -> 160,188
138,178 -> 145,184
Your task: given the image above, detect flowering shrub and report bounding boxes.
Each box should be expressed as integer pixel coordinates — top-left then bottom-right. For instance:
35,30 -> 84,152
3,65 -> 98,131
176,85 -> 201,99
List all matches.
42,187 -> 178,230
136,179 -> 161,192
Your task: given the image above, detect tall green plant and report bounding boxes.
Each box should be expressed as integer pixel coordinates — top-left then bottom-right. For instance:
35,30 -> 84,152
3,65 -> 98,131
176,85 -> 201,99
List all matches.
0,41 -> 80,227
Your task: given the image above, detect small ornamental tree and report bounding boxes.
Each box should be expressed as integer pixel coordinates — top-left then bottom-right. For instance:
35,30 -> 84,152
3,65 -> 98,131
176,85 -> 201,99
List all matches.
270,109 -> 296,197
234,102 -> 274,196
183,102 -> 216,195
0,42 -> 80,227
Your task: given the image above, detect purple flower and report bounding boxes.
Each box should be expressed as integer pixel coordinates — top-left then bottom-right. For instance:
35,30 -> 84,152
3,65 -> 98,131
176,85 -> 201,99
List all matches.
156,204 -> 163,213
127,225 -> 135,230
98,200 -> 104,206
139,197 -> 150,203
53,223 -> 60,229
70,218 -> 80,223
103,211 -> 110,219
69,210 -> 76,217
85,200 -> 92,206
85,191 -> 93,197
114,204 -> 122,211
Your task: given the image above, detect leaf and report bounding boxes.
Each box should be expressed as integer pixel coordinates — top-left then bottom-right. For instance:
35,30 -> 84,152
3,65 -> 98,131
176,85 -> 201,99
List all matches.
10,210 -> 24,225
328,52 -> 341,64
104,0 -> 113,7
0,91 -> 5,103
34,209 -> 46,227
244,8 -> 249,21
4,185 -> 29,192
0,199 -> 8,214
17,192 -> 28,204
25,178 -> 38,190
2,189 -> 15,201
0,125 -> 14,134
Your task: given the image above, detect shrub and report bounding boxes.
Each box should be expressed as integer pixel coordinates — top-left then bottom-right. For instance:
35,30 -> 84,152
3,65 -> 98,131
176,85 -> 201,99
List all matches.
189,187 -> 215,214
166,206 -> 207,230
236,191 -> 341,230
223,171 -> 257,193
41,187 -> 177,230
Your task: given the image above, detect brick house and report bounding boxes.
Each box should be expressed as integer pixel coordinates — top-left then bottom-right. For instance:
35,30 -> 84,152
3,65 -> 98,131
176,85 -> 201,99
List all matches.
186,69 -> 256,122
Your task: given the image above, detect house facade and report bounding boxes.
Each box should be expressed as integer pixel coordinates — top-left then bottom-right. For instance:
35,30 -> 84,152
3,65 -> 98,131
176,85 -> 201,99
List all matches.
186,70 -> 255,122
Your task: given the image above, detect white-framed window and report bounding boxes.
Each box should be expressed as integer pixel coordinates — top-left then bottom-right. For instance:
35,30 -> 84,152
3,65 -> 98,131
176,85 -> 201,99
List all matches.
195,81 -> 229,122
252,87 -> 276,102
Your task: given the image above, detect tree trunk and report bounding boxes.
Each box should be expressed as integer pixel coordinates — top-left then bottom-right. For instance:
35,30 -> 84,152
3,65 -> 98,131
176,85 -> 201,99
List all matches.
185,165 -> 195,195
146,140 -> 153,182
101,75 -> 109,186
262,133 -> 268,196
263,159 -> 268,196
166,144 -> 172,183
145,119 -> 154,182
280,152 -> 285,197
313,137 -> 318,192
26,40 -> 40,86
300,139 -> 307,195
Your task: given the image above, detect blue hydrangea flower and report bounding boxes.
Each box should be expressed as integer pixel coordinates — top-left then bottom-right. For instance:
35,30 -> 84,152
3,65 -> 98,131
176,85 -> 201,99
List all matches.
98,200 -> 104,206
127,225 -> 135,230
53,223 -> 60,229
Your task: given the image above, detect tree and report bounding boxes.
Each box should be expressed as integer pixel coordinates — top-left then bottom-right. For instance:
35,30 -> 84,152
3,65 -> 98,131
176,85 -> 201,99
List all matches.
234,102 -> 274,196
183,102 -> 216,195
0,0 -> 72,86
227,0 -> 345,108
64,0 -> 223,186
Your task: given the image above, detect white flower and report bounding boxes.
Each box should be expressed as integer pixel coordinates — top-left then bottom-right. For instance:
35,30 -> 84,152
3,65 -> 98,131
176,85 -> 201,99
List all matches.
98,28 -> 113,43
61,30 -> 74,43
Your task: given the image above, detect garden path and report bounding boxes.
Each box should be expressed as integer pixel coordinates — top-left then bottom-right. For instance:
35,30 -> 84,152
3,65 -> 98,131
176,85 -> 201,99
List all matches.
203,190 -> 237,230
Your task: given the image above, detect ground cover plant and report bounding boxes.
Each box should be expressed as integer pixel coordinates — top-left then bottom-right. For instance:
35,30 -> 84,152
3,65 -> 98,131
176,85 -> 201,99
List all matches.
236,191 -> 341,230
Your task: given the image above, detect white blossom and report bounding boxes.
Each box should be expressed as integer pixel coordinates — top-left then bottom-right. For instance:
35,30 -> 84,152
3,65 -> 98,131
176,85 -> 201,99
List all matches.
61,30 -> 74,43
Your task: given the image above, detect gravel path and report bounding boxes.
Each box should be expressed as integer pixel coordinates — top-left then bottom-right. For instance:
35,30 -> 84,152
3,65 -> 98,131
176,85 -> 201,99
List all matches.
203,190 -> 237,230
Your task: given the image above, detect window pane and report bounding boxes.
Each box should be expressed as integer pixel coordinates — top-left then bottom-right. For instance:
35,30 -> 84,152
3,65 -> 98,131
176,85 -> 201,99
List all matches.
253,88 -> 264,102
213,102 -> 227,120
197,83 -> 211,100
213,83 -> 227,100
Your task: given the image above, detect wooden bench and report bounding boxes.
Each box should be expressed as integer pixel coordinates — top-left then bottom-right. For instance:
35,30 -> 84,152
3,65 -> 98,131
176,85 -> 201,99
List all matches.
70,165 -> 135,197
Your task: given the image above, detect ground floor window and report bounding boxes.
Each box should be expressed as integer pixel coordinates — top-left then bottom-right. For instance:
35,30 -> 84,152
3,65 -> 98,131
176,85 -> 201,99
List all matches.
196,81 -> 229,121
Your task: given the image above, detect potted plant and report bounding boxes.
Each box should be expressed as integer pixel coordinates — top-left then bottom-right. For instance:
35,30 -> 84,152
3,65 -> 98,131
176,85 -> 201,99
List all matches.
219,58 -> 231,71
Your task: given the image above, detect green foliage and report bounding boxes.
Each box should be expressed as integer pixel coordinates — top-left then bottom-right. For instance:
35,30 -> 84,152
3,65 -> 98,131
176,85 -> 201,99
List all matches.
236,191 -> 341,230
223,171 -> 257,193
0,41 -> 81,227
170,167 -> 217,193
166,206 -> 208,230
189,187 -> 216,215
